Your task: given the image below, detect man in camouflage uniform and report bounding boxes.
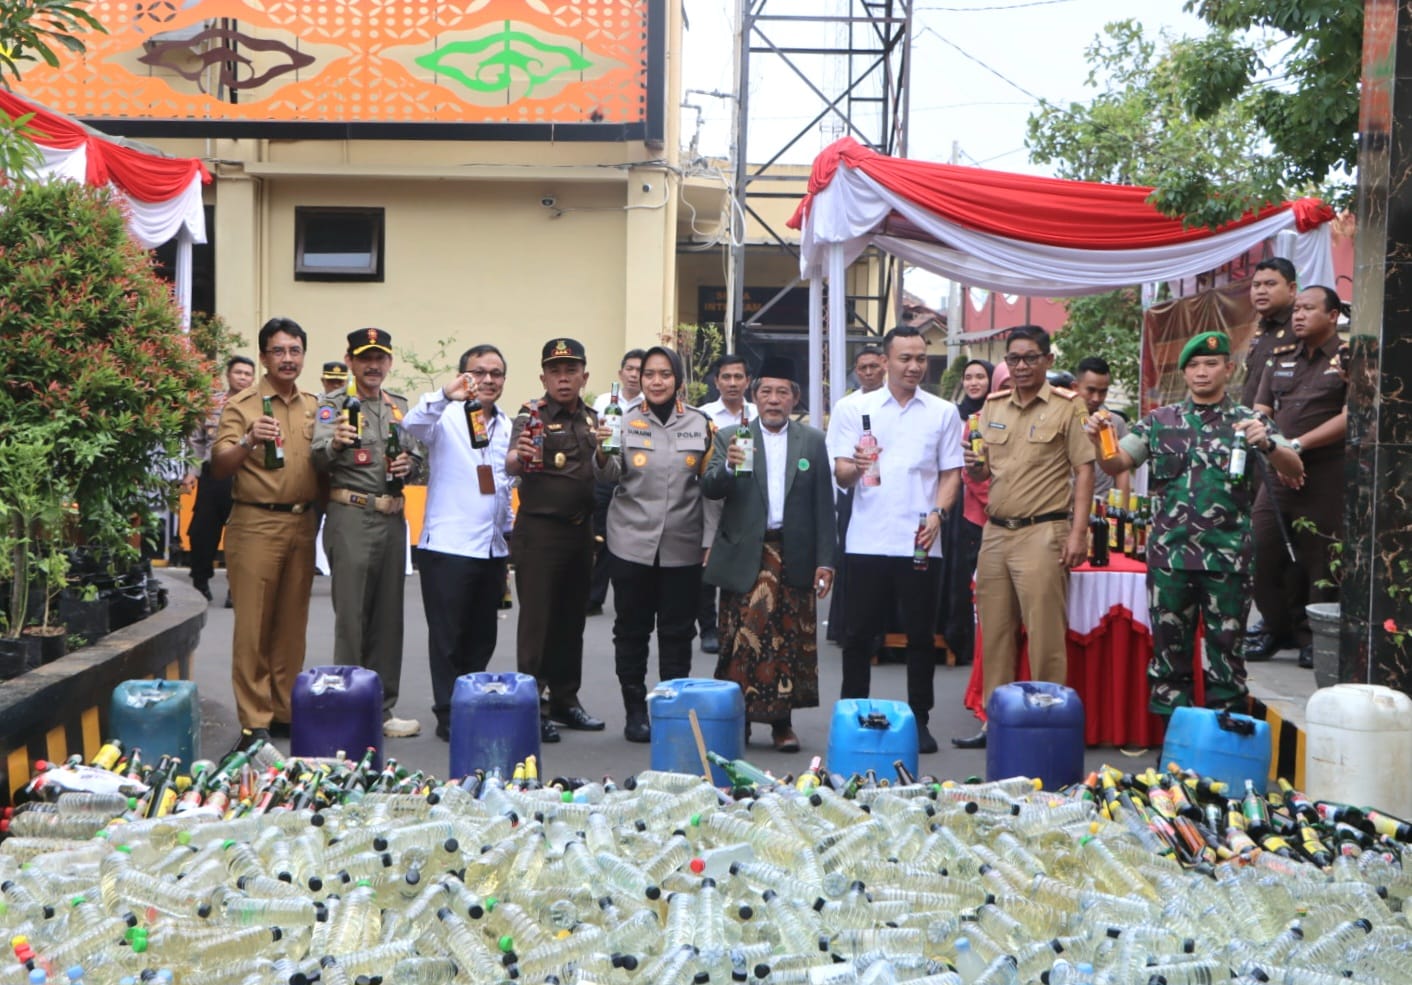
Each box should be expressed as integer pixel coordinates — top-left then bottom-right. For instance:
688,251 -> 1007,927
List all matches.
1087,332 -> 1304,716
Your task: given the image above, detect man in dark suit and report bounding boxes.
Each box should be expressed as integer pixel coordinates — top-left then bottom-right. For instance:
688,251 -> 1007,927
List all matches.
703,357 -> 836,752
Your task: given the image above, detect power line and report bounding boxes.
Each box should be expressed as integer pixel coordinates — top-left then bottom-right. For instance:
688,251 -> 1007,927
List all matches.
915,26 -> 1044,103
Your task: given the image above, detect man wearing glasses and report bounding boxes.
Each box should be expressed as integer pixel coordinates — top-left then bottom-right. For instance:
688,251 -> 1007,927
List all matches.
402,345 -> 513,741
212,318 -> 322,747
953,325 -> 1094,750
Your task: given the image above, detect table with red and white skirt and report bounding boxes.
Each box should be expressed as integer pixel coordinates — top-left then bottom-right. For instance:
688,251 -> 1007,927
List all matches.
963,555 -> 1189,747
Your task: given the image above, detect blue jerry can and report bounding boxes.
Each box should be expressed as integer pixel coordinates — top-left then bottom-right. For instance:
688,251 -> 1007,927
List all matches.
291,666 -> 384,769
648,678 -> 745,788
826,699 -> 918,781
1160,706 -> 1271,794
450,672 -> 541,780
109,679 -> 200,766
986,681 -> 1085,788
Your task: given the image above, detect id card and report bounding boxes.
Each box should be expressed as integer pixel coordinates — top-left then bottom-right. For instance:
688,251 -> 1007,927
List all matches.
476,464 -> 495,495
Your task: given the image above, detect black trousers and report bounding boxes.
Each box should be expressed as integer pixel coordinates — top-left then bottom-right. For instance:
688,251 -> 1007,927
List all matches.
418,548 -> 507,728
514,515 -> 595,709
588,480 -> 615,608
698,581 -> 718,636
940,517 -> 984,665
841,554 -> 942,718
825,489 -> 854,643
1252,470 -> 1342,648
612,557 -> 701,696
187,462 -> 233,584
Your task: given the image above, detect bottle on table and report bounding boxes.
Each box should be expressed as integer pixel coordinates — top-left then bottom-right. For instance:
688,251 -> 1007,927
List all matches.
385,423 -> 404,494
1089,497 -> 1109,567
859,414 -> 880,486
524,400 -> 545,473
465,399 -> 490,449
734,405 -> 754,476
602,382 -> 623,456
261,396 -> 285,470
1107,489 -> 1126,557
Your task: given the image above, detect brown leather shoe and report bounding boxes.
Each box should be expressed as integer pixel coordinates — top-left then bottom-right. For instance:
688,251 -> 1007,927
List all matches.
771,727 -> 800,753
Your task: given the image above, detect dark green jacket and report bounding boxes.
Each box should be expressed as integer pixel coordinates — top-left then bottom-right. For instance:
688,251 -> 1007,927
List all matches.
702,420 -> 836,594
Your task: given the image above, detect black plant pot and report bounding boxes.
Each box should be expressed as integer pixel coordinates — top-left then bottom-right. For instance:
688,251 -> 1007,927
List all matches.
106,580 -> 150,631
59,592 -> 109,645
0,635 -> 42,676
22,627 -> 67,664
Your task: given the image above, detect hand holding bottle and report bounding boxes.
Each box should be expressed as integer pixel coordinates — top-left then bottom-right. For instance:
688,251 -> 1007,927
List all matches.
442,372 -> 475,402
330,414 -> 360,452
725,440 -> 746,469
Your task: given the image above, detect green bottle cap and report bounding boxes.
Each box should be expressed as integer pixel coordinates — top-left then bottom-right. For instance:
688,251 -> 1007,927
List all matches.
116,845 -> 132,854
562,791 -> 573,803
484,897 -> 498,912
690,814 -> 702,827
356,879 -> 372,888
222,839 -> 237,850
176,831 -> 191,846
71,896 -> 86,907
498,935 -> 514,953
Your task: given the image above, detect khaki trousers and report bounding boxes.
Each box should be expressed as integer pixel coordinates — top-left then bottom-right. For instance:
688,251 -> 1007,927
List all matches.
323,501 -> 407,716
225,504 -> 317,728
976,520 -> 1070,710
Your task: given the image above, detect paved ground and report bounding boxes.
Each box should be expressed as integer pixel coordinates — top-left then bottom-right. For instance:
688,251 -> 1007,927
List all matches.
170,565 -> 1317,785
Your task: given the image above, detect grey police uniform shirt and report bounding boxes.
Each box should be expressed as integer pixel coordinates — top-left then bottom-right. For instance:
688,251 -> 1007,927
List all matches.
599,401 -> 714,567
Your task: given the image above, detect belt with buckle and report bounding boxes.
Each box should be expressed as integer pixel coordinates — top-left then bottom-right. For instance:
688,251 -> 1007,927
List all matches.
763,529 -> 784,542
235,500 -> 313,514
990,510 -> 1069,530
330,488 -> 405,516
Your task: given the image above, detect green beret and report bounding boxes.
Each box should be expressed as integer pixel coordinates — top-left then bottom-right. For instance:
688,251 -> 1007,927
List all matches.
1178,331 -> 1232,369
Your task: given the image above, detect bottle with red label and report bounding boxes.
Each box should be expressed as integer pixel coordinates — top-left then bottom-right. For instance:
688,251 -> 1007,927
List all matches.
523,399 -> 545,472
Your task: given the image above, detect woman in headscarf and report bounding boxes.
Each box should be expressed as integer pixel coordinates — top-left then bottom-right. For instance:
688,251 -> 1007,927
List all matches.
937,359 -> 997,666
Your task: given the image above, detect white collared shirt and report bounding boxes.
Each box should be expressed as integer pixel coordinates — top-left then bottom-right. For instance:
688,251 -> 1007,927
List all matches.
760,422 -> 789,529
827,386 -> 964,558
593,389 -> 644,416
699,398 -> 758,430
401,390 -> 513,558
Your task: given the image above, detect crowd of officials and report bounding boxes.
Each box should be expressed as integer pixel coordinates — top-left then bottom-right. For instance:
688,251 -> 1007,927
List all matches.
186,257 -> 1345,755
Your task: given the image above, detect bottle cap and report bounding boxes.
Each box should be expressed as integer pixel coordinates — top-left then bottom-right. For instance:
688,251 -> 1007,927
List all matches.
689,858 -> 705,874
497,936 -> 514,953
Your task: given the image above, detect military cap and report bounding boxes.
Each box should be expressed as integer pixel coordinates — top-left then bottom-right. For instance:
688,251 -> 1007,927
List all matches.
541,338 -> 587,365
1178,331 -> 1232,369
349,327 -> 393,356
321,360 -> 349,380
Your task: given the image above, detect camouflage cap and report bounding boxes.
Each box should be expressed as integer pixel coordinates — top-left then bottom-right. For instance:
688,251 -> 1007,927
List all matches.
1178,331 -> 1231,369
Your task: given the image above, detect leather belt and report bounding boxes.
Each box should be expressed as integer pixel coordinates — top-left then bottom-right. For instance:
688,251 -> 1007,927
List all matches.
989,510 -> 1069,531
329,488 -> 405,516
235,500 -> 313,514
763,529 -> 784,542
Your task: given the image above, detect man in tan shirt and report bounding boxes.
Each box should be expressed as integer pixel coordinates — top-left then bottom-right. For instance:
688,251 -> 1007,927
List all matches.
212,317 -> 322,745
955,325 -> 1095,749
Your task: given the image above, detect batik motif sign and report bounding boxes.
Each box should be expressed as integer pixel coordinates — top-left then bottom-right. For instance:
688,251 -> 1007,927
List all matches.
17,0 -> 661,139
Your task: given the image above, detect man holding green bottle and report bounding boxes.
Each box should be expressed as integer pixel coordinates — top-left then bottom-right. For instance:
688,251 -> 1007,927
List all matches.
312,327 -> 425,738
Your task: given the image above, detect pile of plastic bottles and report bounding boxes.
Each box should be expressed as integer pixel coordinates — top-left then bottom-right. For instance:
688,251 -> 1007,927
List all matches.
2,741 -> 1412,985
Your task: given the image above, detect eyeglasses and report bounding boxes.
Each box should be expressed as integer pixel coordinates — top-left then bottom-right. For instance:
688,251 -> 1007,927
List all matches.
1003,353 -> 1045,367
467,369 -> 506,380
265,346 -> 304,358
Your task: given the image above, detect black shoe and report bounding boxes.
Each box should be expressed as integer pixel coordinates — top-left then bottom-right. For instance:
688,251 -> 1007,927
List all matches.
224,593 -> 233,609
552,705 -> 606,731
237,727 -> 271,752
540,717 -> 561,743
267,720 -> 292,739
917,724 -> 939,755
1298,644 -> 1314,669
1242,632 -> 1289,662
192,579 -> 212,602
951,731 -> 987,750
435,722 -> 450,742
624,708 -> 651,743
700,629 -> 720,654
1245,619 -> 1266,639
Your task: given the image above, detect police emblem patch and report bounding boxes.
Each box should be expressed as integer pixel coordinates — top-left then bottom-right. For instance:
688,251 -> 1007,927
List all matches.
318,406 -> 335,422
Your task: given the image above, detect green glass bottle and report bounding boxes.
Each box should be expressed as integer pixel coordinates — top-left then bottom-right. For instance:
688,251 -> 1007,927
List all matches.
262,396 -> 285,470
385,423 -> 404,494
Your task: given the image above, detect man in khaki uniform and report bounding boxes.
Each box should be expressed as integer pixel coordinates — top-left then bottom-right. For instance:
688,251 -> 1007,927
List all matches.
954,325 -> 1095,749
312,328 -> 425,737
212,317 -> 321,744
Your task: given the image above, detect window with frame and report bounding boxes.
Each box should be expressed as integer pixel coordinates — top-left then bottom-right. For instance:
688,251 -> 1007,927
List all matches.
295,207 -> 384,281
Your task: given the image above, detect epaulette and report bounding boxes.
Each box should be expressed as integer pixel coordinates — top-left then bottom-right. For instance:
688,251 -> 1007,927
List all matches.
1051,386 -> 1078,399
986,389 -> 1012,401
385,389 -> 407,403
1272,343 -> 1299,356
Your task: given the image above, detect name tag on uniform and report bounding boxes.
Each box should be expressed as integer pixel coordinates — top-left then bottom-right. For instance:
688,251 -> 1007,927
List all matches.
353,448 -> 373,466
988,422 -> 1007,430
476,464 -> 495,495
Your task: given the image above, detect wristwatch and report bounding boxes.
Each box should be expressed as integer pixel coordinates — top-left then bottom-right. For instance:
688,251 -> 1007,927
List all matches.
1289,438 -> 1302,455
238,433 -> 252,450
930,507 -> 948,522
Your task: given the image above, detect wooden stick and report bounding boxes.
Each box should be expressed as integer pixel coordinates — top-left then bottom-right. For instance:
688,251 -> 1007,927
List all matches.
688,708 -> 712,781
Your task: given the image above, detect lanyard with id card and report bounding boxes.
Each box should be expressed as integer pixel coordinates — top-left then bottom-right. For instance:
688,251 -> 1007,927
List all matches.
476,416 -> 498,494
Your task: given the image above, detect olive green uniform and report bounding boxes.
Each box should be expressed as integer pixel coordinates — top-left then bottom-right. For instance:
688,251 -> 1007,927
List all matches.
1121,397 -> 1285,714
311,389 -> 425,716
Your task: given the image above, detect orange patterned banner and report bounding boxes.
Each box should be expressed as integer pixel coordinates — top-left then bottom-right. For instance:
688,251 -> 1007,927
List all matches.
17,0 -> 658,137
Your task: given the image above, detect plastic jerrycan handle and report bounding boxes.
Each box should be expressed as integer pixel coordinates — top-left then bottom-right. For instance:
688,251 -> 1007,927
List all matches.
857,712 -> 891,730
311,671 -> 349,694
1216,709 -> 1255,736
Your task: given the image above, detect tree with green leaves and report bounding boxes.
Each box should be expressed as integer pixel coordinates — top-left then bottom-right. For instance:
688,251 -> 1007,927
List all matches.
0,1 -> 105,178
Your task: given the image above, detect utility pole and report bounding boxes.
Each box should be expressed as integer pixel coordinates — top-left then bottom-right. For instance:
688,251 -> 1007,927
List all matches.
725,0 -> 750,354
946,140 -> 963,368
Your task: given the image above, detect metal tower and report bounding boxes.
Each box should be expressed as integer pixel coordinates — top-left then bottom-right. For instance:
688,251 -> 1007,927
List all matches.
726,0 -> 913,350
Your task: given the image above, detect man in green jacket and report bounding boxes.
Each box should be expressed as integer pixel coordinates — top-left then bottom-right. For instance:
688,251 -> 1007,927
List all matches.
703,357 -> 836,752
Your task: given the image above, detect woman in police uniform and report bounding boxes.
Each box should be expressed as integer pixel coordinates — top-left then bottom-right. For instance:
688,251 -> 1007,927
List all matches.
597,345 -> 714,742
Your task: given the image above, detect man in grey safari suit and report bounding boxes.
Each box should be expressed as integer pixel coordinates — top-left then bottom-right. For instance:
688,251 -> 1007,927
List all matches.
703,357 -> 836,752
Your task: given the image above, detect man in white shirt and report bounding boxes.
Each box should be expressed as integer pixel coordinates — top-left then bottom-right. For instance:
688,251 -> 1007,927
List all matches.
401,344 -> 513,741
587,349 -> 645,615
829,327 -> 963,753
696,354 -> 757,653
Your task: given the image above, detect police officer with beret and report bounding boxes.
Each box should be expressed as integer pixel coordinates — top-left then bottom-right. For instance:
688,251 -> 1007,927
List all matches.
507,338 -> 607,743
312,328 -> 426,738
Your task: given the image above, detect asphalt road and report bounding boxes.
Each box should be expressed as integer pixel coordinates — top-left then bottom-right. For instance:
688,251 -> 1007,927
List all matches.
177,565 -> 1164,786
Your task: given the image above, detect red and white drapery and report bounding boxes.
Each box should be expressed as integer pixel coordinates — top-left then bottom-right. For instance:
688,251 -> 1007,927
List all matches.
787,137 -> 1337,416
0,90 -> 210,326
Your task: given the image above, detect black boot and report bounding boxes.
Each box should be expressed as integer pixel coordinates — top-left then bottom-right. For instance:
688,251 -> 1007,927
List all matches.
622,686 -> 651,743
